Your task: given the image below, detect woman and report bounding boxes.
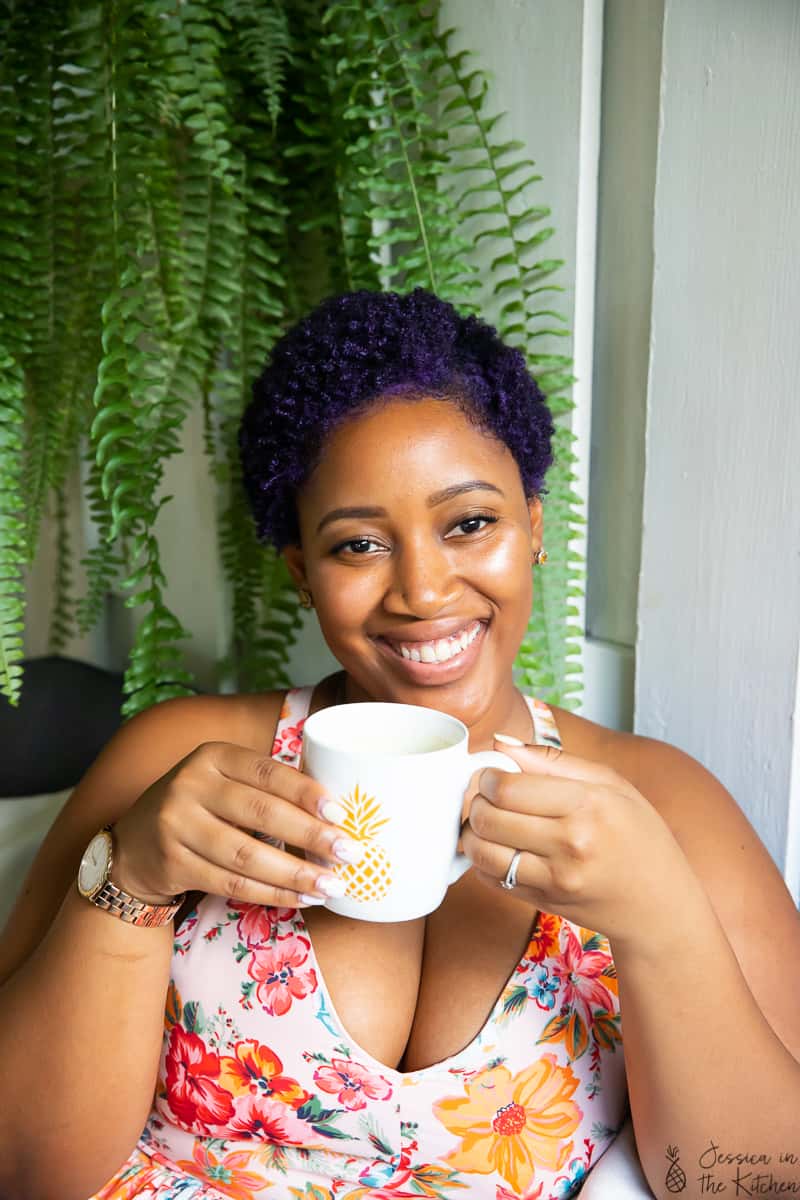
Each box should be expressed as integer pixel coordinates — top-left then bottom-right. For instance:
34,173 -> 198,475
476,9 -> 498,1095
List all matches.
0,289 -> 798,1200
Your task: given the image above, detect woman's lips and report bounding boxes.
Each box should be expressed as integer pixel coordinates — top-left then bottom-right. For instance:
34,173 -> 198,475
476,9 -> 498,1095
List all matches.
373,620 -> 488,684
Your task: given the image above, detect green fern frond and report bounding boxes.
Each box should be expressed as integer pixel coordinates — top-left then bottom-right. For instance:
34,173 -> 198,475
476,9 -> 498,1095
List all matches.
227,0 -> 292,131
323,0 -> 478,306
75,454 -> 123,636
0,349 -> 27,707
48,483 -> 77,654
158,0 -> 236,191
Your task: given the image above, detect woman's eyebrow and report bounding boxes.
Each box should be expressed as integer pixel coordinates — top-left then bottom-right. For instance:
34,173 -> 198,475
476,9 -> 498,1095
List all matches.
316,482 -> 504,534
427,480 -> 505,506
317,506 -> 386,534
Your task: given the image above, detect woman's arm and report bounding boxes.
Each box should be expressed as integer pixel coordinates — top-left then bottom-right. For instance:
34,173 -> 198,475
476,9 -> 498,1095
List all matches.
464,732 -> 800,1200
608,736 -> 800,1200
0,696 -> 256,1200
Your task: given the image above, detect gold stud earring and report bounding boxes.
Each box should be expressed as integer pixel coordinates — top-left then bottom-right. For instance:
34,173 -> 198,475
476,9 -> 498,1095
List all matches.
298,587 -> 314,609
533,548 -> 548,566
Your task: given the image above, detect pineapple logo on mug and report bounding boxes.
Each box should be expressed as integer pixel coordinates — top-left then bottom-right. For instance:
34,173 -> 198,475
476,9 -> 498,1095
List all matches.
301,700 -> 520,923
336,785 -> 392,901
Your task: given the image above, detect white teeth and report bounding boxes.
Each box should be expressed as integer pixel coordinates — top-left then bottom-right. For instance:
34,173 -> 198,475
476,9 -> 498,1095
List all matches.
391,621 -> 482,665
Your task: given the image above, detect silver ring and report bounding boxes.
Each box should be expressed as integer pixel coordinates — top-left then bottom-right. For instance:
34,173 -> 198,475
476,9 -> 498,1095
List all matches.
501,849 -> 523,890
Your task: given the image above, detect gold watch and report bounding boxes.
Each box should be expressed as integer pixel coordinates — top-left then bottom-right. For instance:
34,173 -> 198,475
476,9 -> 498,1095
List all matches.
77,825 -> 185,928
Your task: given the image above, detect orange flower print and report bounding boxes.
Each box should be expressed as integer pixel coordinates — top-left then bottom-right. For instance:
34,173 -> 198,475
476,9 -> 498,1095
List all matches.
219,1039 -> 310,1108
176,1141 -> 272,1198
433,1057 -> 582,1195
523,913 -> 562,965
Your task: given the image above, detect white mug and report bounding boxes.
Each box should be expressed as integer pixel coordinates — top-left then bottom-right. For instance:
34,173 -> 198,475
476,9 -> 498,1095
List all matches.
301,702 -> 521,922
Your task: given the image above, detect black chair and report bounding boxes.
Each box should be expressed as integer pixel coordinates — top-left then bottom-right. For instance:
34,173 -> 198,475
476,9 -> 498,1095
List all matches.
0,656 -> 126,797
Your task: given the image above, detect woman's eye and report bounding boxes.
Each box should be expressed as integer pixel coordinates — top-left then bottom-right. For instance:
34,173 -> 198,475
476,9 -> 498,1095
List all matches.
335,537 -> 382,555
449,515 -> 498,537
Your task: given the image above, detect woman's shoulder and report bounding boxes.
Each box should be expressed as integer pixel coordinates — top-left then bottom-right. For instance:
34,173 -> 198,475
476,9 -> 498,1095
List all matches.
133,683 -> 320,755
545,699 -> 727,837
546,699 -> 689,797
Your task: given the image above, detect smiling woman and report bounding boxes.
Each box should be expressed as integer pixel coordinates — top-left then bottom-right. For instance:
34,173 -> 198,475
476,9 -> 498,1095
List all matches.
1,289 -> 800,1200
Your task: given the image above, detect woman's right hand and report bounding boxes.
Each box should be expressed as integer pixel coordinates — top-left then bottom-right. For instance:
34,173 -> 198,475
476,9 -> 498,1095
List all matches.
111,742 -> 360,908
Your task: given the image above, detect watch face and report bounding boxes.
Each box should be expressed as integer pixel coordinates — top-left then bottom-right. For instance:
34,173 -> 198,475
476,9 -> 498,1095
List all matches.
78,831 -> 112,898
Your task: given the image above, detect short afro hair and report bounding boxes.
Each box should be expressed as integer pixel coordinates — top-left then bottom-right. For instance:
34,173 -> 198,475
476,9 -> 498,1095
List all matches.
239,288 -> 555,548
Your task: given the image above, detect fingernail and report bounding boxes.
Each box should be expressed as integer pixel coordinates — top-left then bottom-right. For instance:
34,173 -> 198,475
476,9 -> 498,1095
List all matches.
494,731 -> 525,747
298,894 -> 326,906
331,836 -> 363,865
319,798 -> 347,824
316,874 -> 348,897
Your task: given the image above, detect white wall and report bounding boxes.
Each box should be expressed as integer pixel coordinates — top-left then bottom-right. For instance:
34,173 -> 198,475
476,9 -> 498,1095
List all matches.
583,0 -> 663,733
636,0 -> 800,898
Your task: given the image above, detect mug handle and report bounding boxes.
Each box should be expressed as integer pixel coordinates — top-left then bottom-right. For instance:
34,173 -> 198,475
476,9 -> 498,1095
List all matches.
448,750 -> 523,884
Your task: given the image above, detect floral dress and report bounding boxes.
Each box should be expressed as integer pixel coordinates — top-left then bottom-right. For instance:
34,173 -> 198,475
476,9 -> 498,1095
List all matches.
92,690 -> 627,1200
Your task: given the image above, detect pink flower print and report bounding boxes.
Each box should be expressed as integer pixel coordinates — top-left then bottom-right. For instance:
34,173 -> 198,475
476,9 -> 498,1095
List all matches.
248,933 -> 318,1015
236,903 -> 295,948
227,1091 -> 310,1142
552,926 -> 615,1026
314,1057 -> 393,1111
272,719 -> 305,762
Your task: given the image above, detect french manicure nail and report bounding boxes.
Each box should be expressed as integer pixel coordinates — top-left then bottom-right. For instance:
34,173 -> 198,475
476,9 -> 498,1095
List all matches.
316,874 -> 348,897
298,894 -> 326,906
494,731 -> 525,747
331,837 -> 363,865
319,798 -> 347,825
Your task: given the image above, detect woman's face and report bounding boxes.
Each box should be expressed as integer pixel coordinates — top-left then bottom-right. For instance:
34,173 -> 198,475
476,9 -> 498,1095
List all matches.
283,397 -> 543,727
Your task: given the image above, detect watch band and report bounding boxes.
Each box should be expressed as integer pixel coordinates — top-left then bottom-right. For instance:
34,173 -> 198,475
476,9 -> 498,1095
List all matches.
90,879 -> 186,928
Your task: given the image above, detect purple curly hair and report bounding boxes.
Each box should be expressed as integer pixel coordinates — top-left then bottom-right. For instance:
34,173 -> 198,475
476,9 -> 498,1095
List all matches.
239,288 -> 555,548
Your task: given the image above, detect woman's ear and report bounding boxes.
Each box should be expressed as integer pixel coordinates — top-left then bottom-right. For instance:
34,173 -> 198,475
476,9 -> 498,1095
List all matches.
282,543 -> 307,590
527,495 -> 544,552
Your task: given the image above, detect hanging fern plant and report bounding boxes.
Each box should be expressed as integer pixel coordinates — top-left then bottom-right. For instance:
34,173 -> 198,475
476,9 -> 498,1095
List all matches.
0,0 -> 583,717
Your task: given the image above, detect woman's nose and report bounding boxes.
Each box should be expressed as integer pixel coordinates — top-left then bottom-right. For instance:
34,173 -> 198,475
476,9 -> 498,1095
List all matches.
383,537 -> 462,616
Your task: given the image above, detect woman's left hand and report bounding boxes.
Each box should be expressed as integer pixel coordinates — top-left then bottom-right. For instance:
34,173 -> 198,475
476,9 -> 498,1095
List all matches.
462,735 -> 697,950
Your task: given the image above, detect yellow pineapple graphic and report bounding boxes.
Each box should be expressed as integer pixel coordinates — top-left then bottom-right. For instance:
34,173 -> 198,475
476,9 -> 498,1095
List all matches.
337,784 -> 393,901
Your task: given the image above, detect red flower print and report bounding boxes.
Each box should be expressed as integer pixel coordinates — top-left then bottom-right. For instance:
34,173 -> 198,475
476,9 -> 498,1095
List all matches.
272,719 -> 305,761
228,1091 -> 310,1142
314,1057 -> 393,1111
552,926 -> 615,1026
524,912 -> 562,965
219,1039 -> 310,1108
248,933 -> 318,1015
236,904 -> 295,947
496,1185 -> 543,1200
165,1026 -> 234,1130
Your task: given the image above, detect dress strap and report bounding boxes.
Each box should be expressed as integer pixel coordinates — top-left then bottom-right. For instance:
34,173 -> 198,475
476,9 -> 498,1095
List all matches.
271,685 -> 315,767
524,694 -> 563,750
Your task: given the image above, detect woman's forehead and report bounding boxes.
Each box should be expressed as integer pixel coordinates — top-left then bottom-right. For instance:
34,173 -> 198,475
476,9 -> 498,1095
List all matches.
299,396 -> 524,508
